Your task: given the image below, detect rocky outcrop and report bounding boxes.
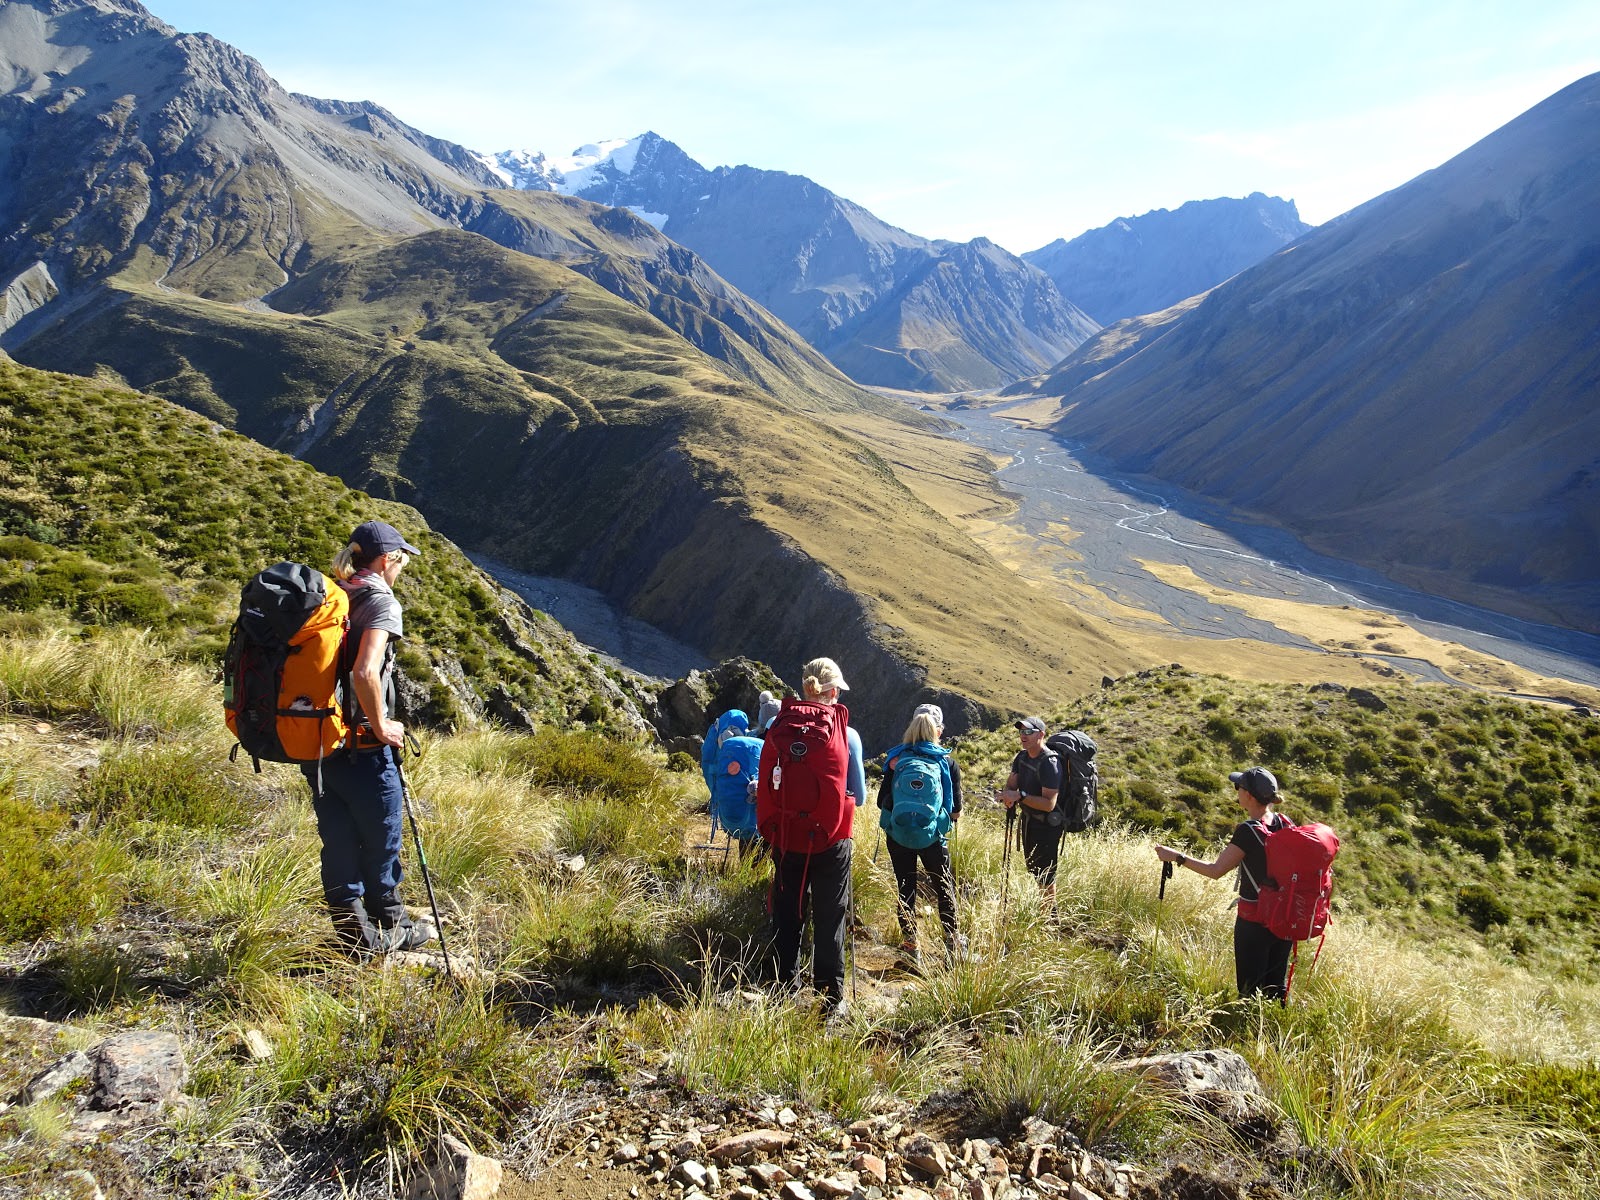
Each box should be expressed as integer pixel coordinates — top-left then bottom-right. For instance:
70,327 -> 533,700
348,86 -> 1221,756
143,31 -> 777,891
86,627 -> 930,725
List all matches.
0,262 -> 58,336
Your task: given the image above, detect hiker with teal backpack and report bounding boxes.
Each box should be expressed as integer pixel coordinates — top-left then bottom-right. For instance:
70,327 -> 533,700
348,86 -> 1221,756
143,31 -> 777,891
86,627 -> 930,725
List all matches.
877,703 -> 962,966
312,521 -> 435,955
756,657 -> 866,1016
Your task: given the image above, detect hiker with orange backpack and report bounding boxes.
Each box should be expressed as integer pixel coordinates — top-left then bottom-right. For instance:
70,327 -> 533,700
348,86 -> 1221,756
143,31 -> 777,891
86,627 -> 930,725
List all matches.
1155,766 -> 1337,1001
311,521 -> 435,955
756,657 -> 866,1015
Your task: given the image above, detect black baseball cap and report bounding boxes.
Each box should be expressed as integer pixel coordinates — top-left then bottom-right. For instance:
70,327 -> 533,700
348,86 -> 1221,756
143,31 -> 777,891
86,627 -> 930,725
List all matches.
1015,716 -> 1046,734
1229,767 -> 1279,800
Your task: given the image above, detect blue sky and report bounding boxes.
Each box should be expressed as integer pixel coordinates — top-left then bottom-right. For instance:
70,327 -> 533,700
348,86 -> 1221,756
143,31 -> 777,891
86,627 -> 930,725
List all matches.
147,0 -> 1600,254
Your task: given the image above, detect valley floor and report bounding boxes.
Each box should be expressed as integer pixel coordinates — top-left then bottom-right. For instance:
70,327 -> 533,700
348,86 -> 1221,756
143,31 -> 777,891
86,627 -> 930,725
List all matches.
839,394 -> 1600,710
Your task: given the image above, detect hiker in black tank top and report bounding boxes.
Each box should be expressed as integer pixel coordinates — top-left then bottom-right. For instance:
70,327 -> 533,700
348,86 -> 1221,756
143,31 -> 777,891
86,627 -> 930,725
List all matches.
1155,765 -> 1294,1001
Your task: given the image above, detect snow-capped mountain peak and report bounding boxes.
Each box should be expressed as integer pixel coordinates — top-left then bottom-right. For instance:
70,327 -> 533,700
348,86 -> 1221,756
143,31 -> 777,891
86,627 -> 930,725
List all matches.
482,135 -> 648,194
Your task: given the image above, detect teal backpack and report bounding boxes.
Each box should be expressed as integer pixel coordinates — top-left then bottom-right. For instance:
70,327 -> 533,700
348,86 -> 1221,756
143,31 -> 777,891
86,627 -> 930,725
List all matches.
885,744 -> 951,850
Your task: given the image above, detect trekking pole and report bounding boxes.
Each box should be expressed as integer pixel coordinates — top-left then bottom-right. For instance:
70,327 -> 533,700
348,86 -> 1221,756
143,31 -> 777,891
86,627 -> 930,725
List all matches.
847,853 -> 858,1008
1000,802 -> 1016,926
399,735 -> 459,989
1152,859 -> 1174,962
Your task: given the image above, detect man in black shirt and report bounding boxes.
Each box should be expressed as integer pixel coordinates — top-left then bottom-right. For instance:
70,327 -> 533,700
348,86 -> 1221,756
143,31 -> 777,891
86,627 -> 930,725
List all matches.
998,716 -> 1063,911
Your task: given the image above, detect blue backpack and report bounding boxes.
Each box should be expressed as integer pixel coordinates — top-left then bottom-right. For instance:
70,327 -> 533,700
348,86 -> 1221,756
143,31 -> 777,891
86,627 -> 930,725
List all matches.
712,733 -> 762,839
885,744 -> 951,850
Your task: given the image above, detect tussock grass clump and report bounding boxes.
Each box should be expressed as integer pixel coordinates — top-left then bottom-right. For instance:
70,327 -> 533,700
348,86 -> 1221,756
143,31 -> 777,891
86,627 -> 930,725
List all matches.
269,972 -> 542,1173
0,626 -> 218,738
635,984 -> 945,1119
500,863 -> 688,989
0,788 -> 126,941
962,1026 -> 1175,1156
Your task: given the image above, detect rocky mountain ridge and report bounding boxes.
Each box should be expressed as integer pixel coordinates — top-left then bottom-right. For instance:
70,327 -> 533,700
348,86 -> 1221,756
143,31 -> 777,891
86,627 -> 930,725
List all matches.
1022,193 -> 1310,325
491,132 -> 1102,391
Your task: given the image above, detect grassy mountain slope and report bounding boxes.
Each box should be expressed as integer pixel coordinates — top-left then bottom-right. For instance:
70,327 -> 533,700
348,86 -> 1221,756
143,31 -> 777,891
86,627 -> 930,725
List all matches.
0,355 -> 655,735
10,248 -> 1136,744
955,665 -> 1600,975
0,621 -> 1594,1199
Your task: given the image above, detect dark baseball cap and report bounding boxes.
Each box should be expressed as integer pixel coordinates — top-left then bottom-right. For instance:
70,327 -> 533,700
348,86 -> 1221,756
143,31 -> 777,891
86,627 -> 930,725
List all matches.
1015,716 -> 1046,734
351,520 -> 420,558
1229,766 -> 1279,800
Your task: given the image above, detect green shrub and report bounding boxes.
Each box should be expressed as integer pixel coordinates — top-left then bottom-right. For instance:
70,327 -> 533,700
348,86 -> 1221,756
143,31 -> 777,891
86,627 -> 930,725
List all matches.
1452,826 -> 1504,861
1456,884 -> 1511,930
0,791 -> 122,941
1203,715 -> 1239,741
1255,727 -> 1292,757
1174,765 -> 1219,793
1344,744 -> 1380,775
1491,1061 -> 1600,1138
76,743 -> 248,830
1522,830 -> 1561,859
1346,783 -> 1401,812
1297,778 -> 1340,813
666,750 -> 697,773
507,728 -> 665,800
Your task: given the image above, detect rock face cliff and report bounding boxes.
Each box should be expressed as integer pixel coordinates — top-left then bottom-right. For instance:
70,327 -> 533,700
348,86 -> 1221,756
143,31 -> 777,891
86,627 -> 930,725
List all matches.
1023,193 -> 1310,325
1022,74 -> 1600,637
494,132 -> 1100,391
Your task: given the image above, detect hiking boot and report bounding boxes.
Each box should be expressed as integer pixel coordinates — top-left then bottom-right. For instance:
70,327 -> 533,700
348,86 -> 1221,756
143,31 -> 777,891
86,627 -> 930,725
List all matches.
897,939 -> 921,971
366,920 -> 430,953
327,899 -> 377,954
943,933 -> 968,966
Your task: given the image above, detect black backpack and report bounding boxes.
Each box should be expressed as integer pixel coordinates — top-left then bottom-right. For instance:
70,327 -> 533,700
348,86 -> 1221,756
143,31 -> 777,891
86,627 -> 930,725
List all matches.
1045,730 -> 1098,832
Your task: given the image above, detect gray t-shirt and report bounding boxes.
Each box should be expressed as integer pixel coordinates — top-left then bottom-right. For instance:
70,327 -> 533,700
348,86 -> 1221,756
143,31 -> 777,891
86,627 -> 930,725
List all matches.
341,571 -> 403,731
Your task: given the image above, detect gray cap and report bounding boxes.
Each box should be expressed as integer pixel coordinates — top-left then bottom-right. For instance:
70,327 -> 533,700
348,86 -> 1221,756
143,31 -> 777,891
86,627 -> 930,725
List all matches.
1015,716 -> 1046,734
914,703 -> 944,728
1229,767 -> 1279,801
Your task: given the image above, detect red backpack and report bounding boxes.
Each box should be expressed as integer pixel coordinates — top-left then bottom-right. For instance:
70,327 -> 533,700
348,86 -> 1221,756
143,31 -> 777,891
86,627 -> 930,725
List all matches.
1246,818 -> 1340,996
1253,821 -> 1339,941
756,698 -> 850,854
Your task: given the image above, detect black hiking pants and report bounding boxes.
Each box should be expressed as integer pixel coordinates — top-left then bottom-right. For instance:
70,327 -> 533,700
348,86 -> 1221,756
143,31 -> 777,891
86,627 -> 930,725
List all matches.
770,838 -> 852,1003
885,836 -> 957,944
1234,915 -> 1292,1001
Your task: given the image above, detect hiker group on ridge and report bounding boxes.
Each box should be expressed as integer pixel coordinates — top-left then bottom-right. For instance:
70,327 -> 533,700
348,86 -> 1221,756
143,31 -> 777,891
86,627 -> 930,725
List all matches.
224,520 -> 1338,1006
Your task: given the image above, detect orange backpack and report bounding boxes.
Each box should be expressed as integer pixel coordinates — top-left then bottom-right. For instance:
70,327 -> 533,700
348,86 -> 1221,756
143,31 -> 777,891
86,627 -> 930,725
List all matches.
223,562 -> 351,768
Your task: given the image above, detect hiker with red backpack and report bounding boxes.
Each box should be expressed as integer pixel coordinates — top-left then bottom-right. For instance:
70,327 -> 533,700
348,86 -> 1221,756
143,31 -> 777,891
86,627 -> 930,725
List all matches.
877,703 -> 962,967
755,657 -> 866,1015
1155,765 -> 1338,1001
311,521 -> 435,955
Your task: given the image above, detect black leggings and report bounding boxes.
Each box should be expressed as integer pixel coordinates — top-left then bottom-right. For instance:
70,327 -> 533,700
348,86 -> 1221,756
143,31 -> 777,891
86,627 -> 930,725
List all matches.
1234,915 -> 1292,1000
885,837 -> 957,942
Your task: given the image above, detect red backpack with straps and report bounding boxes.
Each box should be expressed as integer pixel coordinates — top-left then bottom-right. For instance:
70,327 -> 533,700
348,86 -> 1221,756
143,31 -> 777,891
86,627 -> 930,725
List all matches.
1244,817 -> 1340,998
756,697 -> 851,854
1253,821 -> 1340,942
